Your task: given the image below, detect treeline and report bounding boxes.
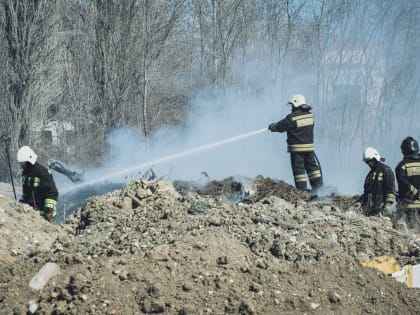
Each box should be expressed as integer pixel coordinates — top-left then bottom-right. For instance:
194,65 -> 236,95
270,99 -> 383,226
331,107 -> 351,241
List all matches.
0,0 -> 419,181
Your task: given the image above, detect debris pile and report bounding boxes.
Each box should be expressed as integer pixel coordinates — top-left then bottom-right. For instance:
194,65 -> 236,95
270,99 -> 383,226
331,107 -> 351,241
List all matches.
0,177 -> 419,314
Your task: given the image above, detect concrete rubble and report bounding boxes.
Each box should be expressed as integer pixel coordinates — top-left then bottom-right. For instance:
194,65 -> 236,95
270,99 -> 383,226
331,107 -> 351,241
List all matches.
0,177 -> 419,314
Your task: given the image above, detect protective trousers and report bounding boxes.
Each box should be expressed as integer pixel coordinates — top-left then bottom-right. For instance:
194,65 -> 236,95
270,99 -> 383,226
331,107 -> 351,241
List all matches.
290,152 -> 323,191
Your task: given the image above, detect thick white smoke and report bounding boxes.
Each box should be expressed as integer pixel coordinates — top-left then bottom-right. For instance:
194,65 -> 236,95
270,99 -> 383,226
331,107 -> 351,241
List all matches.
61,87 -> 292,194
60,25 -> 418,198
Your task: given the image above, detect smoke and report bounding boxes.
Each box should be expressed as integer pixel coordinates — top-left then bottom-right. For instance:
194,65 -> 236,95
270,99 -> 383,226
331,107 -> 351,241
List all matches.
58,1 -> 419,202
59,78 -> 410,204
69,89 -> 292,190
61,81 -> 353,200
59,62 -> 406,199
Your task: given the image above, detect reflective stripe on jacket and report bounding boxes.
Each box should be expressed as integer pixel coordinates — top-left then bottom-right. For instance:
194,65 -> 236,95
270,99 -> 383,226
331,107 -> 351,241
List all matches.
360,162 -> 395,209
395,155 -> 420,208
21,162 -> 58,211
270,107 -> 314,153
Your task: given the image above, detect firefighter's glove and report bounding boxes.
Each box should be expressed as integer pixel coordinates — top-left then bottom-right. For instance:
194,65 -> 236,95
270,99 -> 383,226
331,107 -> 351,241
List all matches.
43,199 -> 57,222
268,123 -> 276,132
44,205 -> 56,216
382,202 -> 393,217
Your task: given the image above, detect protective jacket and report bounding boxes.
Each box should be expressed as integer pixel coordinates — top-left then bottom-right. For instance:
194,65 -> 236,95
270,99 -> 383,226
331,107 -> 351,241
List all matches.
269,106 -> 314,153
359,161 -> 395,215
21,162 -> 58,214
269,105 -> 322,191
395,154 -> 420,209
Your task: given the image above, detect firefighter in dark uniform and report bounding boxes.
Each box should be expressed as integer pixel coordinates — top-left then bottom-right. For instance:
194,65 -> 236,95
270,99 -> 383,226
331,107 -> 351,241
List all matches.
356,147 -> 395,217
17,146 -> 59,222
268,94 -> 323,193
395,137 -> 420,226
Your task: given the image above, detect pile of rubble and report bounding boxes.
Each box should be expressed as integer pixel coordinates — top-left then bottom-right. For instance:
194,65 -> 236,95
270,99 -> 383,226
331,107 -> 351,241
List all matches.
0,177 -> 419,314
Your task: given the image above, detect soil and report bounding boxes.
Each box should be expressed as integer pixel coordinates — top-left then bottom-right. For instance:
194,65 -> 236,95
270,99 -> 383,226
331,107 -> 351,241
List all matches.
0,177 -> 419,315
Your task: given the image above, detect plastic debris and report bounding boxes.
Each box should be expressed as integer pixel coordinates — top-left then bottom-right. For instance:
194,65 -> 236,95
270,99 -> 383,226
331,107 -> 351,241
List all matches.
29,262 -> 60,290
361,256 -> 401,275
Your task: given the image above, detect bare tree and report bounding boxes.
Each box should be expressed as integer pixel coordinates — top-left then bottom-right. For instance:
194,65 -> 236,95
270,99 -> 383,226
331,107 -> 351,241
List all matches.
138,0 -> 186,137
63,0 -> 186,141
1,0 -> 419,173
193,0 -> 250,89
260,0 -> 307,91
376,0 -> 420,145
0,0 -> 61,166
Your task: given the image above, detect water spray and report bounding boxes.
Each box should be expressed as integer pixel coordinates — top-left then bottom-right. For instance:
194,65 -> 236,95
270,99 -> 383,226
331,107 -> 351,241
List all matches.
63,128 -> 267,194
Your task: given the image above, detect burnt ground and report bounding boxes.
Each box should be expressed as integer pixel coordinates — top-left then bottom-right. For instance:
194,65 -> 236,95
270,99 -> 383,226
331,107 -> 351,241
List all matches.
0,176 -> 419,315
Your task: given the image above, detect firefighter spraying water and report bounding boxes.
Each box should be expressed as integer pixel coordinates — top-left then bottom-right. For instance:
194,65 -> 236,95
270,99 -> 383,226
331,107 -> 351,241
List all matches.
268,94 -> 323,197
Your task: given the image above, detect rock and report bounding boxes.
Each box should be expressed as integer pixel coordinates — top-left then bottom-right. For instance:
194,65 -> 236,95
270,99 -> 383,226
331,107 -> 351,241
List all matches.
56,300 -> 68,311
249,282 -> 261,293
1,177 -> 419,315
188,200 -> 210,215
29,262 -> 61,291
28,300 -> 38,314
182,282 -> 194,291
178,305 -> 195,314
140,297 -> 165,314
122,197 -> 133,209
310,302 -> 320,309
328,290 -> 341,303
239,299 -> 256,315
13,306 -> 27,315
255,259 -> 268,269
216,256 -> 228,265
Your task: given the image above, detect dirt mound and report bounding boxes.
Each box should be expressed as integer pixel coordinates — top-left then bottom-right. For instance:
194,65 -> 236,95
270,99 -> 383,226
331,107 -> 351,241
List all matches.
0,193 -> 63,264
173,176 -> 247,204
174,175 -> 310,205
0,177 -> 419,314
251,175 -> 310,204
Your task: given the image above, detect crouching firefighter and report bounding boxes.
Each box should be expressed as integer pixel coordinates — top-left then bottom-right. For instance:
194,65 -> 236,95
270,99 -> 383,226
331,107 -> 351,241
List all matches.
356,147 -> 395,217
268,94 -> 323,194
395,137 -> 420,227
17,146 -> 59,222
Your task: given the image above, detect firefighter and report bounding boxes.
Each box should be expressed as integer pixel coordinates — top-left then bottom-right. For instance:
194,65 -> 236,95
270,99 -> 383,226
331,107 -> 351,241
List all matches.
356,147 -> 395,217
268,94 -> 323,193
17,146 -> 59,222
395,137 -> 420,227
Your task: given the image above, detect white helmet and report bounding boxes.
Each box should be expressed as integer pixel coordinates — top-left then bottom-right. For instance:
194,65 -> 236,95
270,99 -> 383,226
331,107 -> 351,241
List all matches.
288,94 -> 306,108
17,146 -> 38,165
363,147 -> 381,162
